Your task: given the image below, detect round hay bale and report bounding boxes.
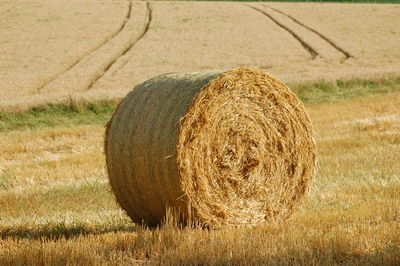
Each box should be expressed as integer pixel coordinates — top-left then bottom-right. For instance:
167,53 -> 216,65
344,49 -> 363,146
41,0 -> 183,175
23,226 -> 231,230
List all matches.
105,67 -> 316,228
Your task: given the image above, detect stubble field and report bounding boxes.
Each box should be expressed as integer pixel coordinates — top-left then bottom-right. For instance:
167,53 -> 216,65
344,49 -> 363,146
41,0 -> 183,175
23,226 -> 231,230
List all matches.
0,0 -> 399,265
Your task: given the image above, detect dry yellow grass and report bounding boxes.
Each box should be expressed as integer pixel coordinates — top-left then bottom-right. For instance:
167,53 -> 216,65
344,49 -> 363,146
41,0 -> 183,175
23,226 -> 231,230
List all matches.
1,1 -> 400,110
1,93 -> 399,264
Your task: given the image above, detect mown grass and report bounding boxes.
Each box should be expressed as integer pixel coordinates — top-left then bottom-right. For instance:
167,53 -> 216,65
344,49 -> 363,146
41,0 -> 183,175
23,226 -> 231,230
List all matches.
1,218 -> 136,241
0,80 -> 399,264
1,91 -> 399,263
1,76 -> 399,132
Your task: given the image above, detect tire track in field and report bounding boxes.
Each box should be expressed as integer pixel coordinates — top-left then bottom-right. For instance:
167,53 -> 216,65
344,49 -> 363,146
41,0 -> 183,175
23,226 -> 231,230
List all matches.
36,0 -> 133,93
0,2 -> 18,16
110,2 -> 153,75
86,2 -> 152,90
0,0 -> 16,16
265,5 -> 353,59
247,5 -> 319,59
0,7 -> 13,16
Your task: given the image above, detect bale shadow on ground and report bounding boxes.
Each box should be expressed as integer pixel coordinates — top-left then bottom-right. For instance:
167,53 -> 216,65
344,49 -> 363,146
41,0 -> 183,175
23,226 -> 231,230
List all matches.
0,221 -> 138,240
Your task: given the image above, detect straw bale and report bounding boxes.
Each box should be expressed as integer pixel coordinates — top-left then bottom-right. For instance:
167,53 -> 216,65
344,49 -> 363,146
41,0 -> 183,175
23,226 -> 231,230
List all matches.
105,67 -> 316,228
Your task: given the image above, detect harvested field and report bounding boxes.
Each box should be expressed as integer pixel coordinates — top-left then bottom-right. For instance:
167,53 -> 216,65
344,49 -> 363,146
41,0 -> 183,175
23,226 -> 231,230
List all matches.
1,1 -> 399,110
0,0 -> 399,263
1,91 -> 399,264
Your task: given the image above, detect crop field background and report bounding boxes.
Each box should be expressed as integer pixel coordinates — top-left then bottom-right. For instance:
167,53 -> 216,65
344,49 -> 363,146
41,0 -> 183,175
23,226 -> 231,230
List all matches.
0,0 -> 399,265
1,0 -> 400,110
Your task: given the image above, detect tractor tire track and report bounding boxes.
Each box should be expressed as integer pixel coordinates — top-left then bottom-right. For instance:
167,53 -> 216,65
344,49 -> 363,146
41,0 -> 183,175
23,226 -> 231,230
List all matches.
247,5 -> 319,59
0,0 -> 16,16
36,0 -> 132,93
86,1 -> 152,90
0,7 -> 13,16
265,5 -> 353,59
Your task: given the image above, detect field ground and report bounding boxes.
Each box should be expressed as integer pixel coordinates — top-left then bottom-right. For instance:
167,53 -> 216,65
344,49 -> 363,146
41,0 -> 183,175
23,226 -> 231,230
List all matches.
1,0 -> 399,264
1,0 -> 400,110
0,86 -> 399,264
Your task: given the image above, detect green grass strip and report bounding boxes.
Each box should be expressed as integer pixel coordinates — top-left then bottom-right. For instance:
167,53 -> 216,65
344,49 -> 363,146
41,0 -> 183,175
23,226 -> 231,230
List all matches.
0,98 -> 119,132
1,77 -> 399,132
290,76 -> 400,104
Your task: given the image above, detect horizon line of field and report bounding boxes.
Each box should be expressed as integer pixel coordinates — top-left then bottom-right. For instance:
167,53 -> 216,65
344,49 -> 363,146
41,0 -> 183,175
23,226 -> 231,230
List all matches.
194,0 -> 400,3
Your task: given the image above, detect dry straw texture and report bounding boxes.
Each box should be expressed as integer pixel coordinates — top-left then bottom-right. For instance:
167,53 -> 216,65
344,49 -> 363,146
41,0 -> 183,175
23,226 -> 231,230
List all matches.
105,67 -> 316,228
